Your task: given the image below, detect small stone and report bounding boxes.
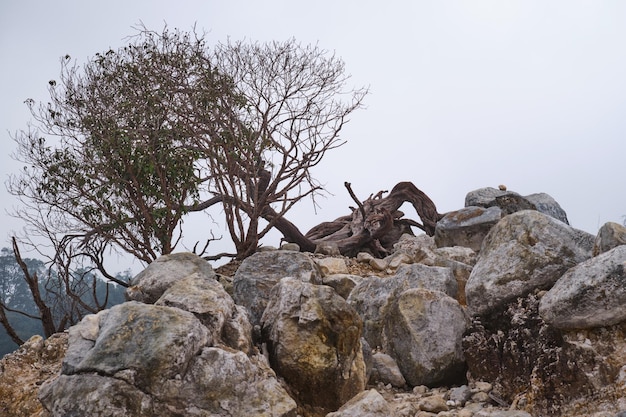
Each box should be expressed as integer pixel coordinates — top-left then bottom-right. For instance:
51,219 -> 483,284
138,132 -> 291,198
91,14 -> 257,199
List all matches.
413,385 -> 429,395
418,395 -> 449,412
369,258 -> 389,271
471,391 -> 490,403
457,409 -> 473,417
449,384 -> 472,406
474,381 -> 493,392
356,252 -> 375,263
280,243 -> 300,251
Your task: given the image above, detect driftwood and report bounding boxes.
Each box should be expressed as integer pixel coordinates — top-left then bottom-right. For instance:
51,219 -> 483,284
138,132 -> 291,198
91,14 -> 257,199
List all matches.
267,181 -> 443,257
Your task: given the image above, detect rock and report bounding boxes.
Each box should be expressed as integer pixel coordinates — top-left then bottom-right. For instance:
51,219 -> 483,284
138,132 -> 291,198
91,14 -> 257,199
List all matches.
474,411 -> 532,417
463,292 -> 626,416
322,274 -> 363,299
325,389 -> 392,417
348,264 -> 457,349
40,373 -> 155,417
465,187 -> 569,224
126,252 -> 215,303
155,272 -> 252,352
465,187 -> 513,207
261,277 -> 366,415
485,193 -> 537,216
281,243 -> 301,251
384,288 -> 468,387
315,241 -> 341,256
233,250 -> 322,328
435,206 -> 502,251
41,300 -> 296,417
417,394 -> 448,412
0,333 -> 67,417
593,221 -> 626,256
61,301 -> 210,392
524,192 -> 569,224
539,245 -> 626,329
315,257 -> 349,276
370,352 -> 406,387
393,233 -> 437,263
433,246 -> 477,266
449,385 -> 472,406
465,210 -> 594,317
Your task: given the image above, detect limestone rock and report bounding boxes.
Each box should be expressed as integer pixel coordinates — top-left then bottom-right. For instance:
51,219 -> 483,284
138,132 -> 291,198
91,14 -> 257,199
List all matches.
348,264 -> 457,349
463,293 -> 626,416
126,252 -> 215,303
593,221 -> 626,256
465,210 -> 593,317
41,300 -> 296,417
465,187 -> 513,207
261,277 -> 366,415
465,187 -> 569,224
539,245 -> 626,329
233,251 -> 322,328
315,257 -> 349,276
0,333 -> 67,417
384,288 -> 468,387
40,373 -> 155,417
370,352 -> 406,387
434,206 -> 502,251
392,233 -> 437,263
322,274 -> 363,299
155,272 -> 252,352
325,389 -> 393,417
61,301 -> 210,393
524,192 -> 569,224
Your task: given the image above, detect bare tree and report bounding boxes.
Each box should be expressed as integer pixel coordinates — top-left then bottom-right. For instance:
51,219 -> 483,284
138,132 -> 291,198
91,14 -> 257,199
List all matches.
195,39 -> 368,258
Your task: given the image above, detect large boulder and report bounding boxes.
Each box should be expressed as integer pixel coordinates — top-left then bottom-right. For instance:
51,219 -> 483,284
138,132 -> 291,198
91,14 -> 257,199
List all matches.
593,221 -> 626,256
463,293 -> 626,416
524,192 -> 569,224
42,301 -> 296,417
348,264 -> 457,349
539,245 -> 626,330
434,206 -> 502,251
261,277 -> 366,416
233,250 -> 322,328
465,187 -> 569,224
126,252 -> 216,303
465,210 -> 594,317
384,288 -> 468,387
155,272 -> 252,353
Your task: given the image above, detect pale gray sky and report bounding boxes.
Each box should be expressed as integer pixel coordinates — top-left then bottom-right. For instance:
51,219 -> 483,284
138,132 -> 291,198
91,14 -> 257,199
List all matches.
1,1 -> 625,269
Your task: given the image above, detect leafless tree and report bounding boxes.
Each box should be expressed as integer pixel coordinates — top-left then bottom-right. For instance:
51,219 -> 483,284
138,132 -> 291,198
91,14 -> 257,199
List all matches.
194,39 -> 368,258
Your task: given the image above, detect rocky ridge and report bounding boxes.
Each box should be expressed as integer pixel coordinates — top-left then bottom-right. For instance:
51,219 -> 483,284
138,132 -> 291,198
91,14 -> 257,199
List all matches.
1,186 -> 626,416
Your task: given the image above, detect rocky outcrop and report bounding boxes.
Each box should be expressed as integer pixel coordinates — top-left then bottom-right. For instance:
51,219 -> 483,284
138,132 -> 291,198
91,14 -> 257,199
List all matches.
347,263 -> 457,349
384,288 -> 467,387
465,210 -> 593,317
434,206 -> 502,251
261,277 -> 366,416
3,187 -> 626,417
465,187 -> 569,224
233,250 -> 322,328
539,245 -> 626,330
126,251 -> 217,303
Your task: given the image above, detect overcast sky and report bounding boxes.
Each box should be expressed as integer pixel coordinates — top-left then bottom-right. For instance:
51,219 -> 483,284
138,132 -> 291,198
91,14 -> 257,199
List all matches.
1,1 -> 625,269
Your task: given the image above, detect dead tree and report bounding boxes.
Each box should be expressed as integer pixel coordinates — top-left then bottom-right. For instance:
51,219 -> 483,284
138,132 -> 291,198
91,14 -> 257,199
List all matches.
267,181 -> 443,257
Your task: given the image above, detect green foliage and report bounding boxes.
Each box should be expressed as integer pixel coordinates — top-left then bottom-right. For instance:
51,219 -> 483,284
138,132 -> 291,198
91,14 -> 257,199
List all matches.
10,26 -> 240,262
